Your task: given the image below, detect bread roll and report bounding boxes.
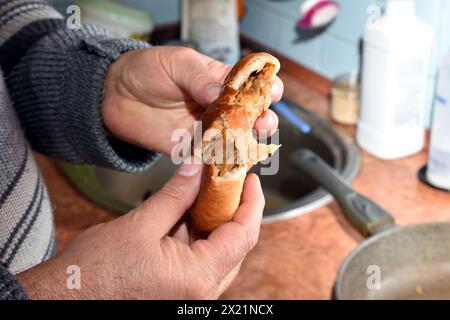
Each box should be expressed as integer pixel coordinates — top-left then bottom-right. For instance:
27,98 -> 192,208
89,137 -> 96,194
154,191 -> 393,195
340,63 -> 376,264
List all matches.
190,53 -> 281,232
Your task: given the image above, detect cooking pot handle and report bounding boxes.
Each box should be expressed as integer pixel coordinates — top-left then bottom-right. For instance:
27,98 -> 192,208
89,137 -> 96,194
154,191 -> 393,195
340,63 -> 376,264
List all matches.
290,149 -> 396,237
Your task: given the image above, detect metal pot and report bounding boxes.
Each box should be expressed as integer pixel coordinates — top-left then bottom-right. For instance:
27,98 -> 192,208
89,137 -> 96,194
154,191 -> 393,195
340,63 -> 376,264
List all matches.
291,149 -> 450,300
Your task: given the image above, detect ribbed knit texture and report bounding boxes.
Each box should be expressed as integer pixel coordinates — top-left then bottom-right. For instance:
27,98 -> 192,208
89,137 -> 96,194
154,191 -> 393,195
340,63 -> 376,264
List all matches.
0,264 -> 27,300
0,0 -> 160,299
1,18 -> 65,74
6,24 -> 159,171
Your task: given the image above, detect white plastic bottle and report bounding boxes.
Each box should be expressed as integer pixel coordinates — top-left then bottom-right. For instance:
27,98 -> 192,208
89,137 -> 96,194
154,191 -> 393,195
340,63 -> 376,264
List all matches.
357,0 -> 433,159
427,53 -> 450,190
181,0 -> 240,65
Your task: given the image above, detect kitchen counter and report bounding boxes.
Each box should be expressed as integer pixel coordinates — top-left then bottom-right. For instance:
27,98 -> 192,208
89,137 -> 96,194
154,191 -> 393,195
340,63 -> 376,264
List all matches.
35,70 -> 450,299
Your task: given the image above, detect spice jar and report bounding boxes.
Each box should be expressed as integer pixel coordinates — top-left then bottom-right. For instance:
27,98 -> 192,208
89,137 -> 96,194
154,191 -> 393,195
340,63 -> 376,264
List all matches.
331,72 -> 360,125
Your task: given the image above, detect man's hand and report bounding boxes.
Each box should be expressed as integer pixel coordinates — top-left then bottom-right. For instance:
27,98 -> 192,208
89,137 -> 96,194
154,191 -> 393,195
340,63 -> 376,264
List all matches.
17,162 -> 264,299
102,46 -> 283,155
17,47 -> 280,299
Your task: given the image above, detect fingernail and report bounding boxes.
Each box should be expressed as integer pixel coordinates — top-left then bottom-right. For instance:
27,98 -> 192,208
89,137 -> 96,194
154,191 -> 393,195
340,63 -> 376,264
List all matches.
207,84 -> 221,101
176,163 -> 203,177
265,112 -> 275,127
271,82 -> 279,96
257,112 -> 273,131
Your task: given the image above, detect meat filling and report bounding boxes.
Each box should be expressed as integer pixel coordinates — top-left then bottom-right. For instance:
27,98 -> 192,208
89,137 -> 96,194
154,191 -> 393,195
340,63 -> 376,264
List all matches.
212,64 -> 279,177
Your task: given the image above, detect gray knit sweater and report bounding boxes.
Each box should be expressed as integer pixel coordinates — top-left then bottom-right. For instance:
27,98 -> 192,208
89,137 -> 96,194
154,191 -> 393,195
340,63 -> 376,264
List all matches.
0,0 -> 158,299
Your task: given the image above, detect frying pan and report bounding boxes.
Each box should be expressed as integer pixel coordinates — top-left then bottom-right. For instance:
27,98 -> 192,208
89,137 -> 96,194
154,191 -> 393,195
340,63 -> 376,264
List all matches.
291,149 -> 450,300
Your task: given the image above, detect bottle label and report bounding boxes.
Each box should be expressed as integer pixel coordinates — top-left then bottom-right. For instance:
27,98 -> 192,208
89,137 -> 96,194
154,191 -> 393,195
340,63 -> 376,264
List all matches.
182,0 -> 240,65
429,147 -> 450,177
394,58 -> 426,128
430,94 -> 450,152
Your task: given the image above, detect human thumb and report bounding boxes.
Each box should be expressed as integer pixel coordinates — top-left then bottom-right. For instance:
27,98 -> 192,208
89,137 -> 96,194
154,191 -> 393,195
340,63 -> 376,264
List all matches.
142,161 -> 203,235
171,50 -> 222,106
182,71 -> 221,107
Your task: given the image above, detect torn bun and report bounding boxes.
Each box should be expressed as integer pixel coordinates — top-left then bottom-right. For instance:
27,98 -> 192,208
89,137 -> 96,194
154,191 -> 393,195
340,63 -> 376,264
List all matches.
190,53 -> 281,233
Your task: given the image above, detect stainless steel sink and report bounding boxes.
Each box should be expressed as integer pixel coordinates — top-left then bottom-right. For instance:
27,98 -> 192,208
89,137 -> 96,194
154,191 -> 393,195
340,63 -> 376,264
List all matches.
56,99 -> 360,223
257,99 -> 360,223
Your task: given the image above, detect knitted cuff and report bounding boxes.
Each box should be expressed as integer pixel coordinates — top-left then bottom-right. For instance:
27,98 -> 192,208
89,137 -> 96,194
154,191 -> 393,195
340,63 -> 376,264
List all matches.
7,24 -> 159,172
0,265 -> 27,300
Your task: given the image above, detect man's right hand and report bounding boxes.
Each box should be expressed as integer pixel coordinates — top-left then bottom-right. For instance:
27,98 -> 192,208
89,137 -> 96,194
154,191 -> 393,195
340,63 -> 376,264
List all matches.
16,162 -> 264,299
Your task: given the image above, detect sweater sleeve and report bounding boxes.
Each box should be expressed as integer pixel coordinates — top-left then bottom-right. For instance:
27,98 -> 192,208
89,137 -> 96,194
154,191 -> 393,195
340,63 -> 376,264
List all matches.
0,265 -> 27,300
0,1 -> 159,172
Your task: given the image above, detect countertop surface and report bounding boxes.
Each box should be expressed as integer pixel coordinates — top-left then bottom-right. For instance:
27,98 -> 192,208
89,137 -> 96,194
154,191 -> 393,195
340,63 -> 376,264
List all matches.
35,71 -> 450,300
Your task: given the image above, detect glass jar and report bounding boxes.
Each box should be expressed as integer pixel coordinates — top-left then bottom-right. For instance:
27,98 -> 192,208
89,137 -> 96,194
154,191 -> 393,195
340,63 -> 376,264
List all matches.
78,0 -> 154,41
331,72 -> 360,125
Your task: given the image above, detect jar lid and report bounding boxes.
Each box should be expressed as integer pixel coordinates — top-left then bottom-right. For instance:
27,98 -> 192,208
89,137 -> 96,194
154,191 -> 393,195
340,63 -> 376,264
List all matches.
332,71 -> 360,94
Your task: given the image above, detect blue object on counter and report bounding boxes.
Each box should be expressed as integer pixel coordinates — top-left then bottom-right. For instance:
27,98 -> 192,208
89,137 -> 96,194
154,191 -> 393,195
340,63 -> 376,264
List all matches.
271,101 -> 312,134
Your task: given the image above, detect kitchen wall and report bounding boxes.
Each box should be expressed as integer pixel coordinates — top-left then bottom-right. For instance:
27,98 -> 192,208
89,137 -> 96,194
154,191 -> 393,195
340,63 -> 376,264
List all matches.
241,0 -> 449,76
240,0 -> 450,124
50,0 -> 179,25
49,0 -> 450,123
48,0 -> 450,78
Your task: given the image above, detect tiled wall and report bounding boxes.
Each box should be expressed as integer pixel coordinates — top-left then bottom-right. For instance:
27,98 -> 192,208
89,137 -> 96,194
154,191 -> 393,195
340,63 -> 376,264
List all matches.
241,0 -> 370,78
126,0 -> 449,122
240,0 -> 450,123
241,0 -> 449,75
49,0 -> 450,78
49,0 -> 450,122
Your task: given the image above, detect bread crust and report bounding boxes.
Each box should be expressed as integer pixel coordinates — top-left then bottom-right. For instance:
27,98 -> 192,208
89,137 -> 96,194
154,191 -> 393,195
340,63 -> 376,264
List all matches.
191,53 -> 281,232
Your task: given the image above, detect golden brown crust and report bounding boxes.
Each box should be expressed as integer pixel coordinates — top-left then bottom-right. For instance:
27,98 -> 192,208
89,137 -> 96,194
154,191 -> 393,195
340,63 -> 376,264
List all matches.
201,52 -> 280,132
224,52 -> 280,90
191,167 -> 246,232
190,53 -> 281,233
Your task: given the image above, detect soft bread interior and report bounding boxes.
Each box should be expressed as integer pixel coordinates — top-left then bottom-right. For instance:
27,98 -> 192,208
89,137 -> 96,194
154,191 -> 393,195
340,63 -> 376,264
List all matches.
203,63 -> 281,179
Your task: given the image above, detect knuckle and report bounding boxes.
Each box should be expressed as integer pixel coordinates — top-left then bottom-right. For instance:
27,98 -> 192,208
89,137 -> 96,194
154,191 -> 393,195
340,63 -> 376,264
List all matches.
137,195 -> 158,215
177,47 -> 197,59
242,226 -> 258,253
159,184 -> 186,203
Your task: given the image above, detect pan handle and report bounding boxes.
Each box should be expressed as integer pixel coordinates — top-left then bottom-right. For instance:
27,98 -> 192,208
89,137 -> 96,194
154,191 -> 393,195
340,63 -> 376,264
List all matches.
290,149 -> 396,237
